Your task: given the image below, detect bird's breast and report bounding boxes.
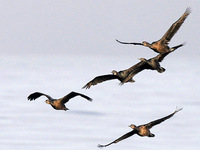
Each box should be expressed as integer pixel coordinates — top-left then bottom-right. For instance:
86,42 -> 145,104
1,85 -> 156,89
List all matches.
138,126 -> 150,136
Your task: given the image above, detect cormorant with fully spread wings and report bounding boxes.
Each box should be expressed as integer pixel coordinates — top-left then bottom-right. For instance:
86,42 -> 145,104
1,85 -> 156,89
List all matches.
28,91 -> 92,111
98,108 -> 182,148
116,7 -> 190,54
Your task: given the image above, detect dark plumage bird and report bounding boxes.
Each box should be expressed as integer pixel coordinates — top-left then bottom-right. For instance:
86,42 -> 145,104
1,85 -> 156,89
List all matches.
82,44 -> 183,89
122,43 -> 184,84
116,7 -> 191,53
82,69 -> 135,89
27,91 -> 92,111
98,108 -> 182,148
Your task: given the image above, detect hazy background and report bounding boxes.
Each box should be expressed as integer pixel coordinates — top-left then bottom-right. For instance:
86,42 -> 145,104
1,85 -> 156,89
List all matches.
0,0 -> 199,150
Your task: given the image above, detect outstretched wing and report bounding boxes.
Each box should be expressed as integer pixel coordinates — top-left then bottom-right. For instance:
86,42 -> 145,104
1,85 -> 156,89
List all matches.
61,91 -> 92,104
145,108 -> 183,129
98,130 -> 136,148
160,7 -> 191,44
153,43 -> 184,62
153,51 -> 172,62
116,39 -> 143,45
27,92 -> 53,101
82,74 -> 120,89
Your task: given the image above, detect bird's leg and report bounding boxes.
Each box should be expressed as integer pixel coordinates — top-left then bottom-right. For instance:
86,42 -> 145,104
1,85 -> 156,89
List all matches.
148,133 -> 155,137
157,67 -> 166,73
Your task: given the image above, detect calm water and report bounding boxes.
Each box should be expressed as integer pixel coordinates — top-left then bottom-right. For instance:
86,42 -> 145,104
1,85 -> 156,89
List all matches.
0,54 -> 199,150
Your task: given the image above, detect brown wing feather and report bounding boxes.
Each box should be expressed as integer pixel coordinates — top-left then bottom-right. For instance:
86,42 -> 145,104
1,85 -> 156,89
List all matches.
116,39 -> 143,45
153,51 -> 171,62
121,61 -> 150,84
145,108 -> 182,129
27,92 -> 53,101
160,7 -> 191,43
61,91 -> 92,103
98,130 -> 136,148
82,74 -> 120,89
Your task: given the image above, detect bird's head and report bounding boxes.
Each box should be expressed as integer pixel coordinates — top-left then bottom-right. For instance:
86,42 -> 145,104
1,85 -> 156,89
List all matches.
129,124 -> 137,129
45,100 -> 51,104
111,70 -> 118,75
142,41 -> 149,46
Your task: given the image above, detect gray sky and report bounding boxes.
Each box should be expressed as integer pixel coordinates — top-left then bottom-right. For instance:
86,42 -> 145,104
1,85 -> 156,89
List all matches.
0,1 -> 200,149
0,0 -> 199,58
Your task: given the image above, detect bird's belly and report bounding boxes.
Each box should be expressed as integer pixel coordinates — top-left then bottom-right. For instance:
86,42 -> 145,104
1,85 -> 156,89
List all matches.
152,43 -> 168,53
51,104 -> 62,110
51,102 -> 65,110
138,128 -> 150,136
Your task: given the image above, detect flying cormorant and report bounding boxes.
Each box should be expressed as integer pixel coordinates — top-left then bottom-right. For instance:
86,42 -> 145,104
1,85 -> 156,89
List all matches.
28,91 -> 92,111
83,44 -> 183,89
116,7 -> 191,53
98,108 -> 182,148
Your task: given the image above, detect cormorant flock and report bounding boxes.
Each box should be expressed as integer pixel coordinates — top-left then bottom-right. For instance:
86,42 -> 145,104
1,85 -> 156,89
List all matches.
28,7 -> 191,148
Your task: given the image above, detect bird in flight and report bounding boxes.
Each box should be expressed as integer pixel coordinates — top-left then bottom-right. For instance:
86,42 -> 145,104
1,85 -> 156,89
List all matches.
27,91 -> 92,111
98,108 -> 182,148
121,43 -> 184,83
82,43 -> 183,89
116,7 -> 191,53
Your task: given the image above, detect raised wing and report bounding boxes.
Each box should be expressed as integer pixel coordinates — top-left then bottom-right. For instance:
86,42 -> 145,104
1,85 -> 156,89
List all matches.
98,130 -> 136,148
27,92 -> 53,101
82,74 -> 120,89
61,91 -> 92,103
116,39 -> 143,45
160,7 -> 191,44
145,108 -> 183,129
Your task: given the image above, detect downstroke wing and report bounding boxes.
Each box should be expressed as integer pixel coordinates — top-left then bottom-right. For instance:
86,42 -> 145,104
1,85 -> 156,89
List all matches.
98,130 -> 136,148
82,74 -> 119,89
116,39 -> 143,45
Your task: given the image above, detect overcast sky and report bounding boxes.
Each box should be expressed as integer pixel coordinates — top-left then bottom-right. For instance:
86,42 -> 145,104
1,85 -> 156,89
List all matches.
0,1 -> 199,149
0,0 -> 199,59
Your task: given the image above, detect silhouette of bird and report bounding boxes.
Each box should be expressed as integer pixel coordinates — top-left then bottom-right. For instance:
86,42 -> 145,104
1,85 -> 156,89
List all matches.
98,108 -> 182,148
27,91 -> 92,111
116,7 -> 191,53
83,43 -> 183,89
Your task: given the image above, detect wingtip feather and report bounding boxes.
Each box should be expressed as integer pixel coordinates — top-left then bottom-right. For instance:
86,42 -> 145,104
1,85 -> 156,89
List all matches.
97,144 -> 106,148
185,7 -> 192,14
175,107 -> 183,113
